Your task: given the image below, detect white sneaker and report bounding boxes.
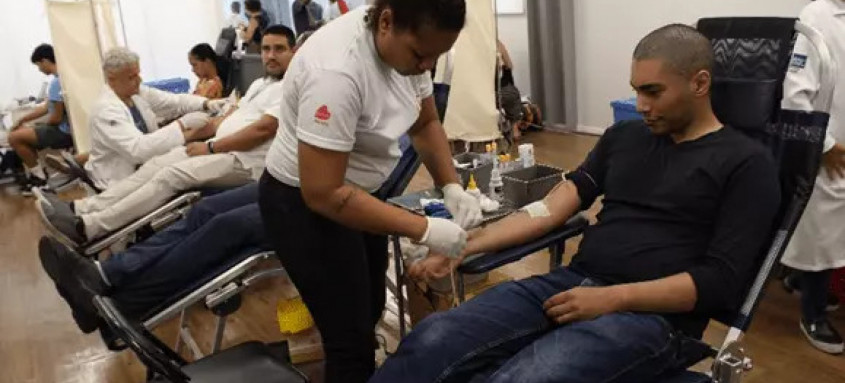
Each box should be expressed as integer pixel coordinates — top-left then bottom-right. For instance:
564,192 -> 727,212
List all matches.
800,319 -> 845,354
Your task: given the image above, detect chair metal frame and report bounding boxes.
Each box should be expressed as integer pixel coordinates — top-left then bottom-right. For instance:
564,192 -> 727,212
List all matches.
135,141 -> 423,358
94,295 -> 309,383
695,19 -> 835,383
78,191 -> 203,257
140,251 -> 283,358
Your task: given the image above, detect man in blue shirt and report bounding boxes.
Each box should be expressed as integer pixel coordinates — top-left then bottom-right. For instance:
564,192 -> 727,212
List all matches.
8,44 -> 73,187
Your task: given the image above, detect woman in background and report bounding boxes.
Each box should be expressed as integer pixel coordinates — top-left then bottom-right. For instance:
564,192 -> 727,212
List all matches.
189,43 -> 224,99
242,0 -> 269,53
496,39 -> 526,140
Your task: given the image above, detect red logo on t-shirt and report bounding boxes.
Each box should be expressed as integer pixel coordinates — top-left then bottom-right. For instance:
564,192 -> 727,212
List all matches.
315,105 -> 331,122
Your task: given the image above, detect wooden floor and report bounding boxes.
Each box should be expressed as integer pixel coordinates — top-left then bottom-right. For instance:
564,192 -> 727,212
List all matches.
0,131 -> 843,382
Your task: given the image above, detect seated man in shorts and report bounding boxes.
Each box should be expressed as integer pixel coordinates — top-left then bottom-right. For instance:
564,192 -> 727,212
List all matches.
8,44 -> 74,188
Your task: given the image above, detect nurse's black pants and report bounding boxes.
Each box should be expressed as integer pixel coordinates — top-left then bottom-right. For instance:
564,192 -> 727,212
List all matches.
259,172 -> 388,383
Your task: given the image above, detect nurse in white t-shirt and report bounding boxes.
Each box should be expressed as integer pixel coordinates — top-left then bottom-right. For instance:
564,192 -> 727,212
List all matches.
259,1 -> 478,381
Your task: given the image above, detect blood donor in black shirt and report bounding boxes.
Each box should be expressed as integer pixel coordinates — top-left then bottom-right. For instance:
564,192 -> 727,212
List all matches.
376,23 -> 781,383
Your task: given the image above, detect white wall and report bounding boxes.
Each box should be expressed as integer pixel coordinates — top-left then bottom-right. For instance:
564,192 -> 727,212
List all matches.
574,0 -> 810,132
122,0 -> 222,89
0,1 -> 225,105
0,1 -> 54,104
497,12 -> 531,96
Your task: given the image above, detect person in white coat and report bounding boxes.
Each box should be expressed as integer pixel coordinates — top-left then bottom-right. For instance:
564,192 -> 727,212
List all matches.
39,26 -> 296,246
84,47 -> 226,190
780,0 -> 845,355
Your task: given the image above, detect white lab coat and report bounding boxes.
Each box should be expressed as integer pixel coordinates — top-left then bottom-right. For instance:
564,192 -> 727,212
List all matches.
84,85 -> 206,190
781,0 -> 845,272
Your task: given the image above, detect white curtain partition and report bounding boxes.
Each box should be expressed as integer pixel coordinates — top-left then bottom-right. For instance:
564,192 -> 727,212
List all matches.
94,0 -> 123,52
443,0 -> 500,142
47,0 -> 112,153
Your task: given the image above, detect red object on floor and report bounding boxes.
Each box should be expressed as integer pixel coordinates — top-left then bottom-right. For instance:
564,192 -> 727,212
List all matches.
832,268 -> 845,303
338,0 -> 349,14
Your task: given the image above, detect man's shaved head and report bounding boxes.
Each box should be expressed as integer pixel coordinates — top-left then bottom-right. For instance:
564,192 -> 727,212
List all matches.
630,24 -> 718,139
633,23 -> 713,78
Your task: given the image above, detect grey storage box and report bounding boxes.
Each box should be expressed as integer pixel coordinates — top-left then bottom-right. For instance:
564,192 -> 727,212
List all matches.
454,152 -> 493,193
503,164 -> 564,207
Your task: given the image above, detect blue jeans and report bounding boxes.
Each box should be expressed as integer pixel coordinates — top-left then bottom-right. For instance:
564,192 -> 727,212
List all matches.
371,267 -> 683,383
103,183 -> 267,319
101,183 -> 259,285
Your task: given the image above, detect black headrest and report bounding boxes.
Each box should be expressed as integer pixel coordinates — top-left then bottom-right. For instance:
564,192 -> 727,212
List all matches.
697,18 -> 830,332
216,28 -> 237,58
699,17 -> 798,131
698,17 -> 797,41
710,78 -> 778,131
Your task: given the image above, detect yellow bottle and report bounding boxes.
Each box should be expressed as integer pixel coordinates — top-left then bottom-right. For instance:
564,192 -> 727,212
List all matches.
466,174 -> 482,199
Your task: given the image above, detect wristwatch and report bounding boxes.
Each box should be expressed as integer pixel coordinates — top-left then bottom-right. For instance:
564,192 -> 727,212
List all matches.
207,141 -> 216,154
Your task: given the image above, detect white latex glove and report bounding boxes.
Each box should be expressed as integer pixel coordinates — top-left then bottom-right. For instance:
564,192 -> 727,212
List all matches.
177,111 -> 211,130
205,99 -> 229,115
419,217 -> 467,259
442,183 -> 483,229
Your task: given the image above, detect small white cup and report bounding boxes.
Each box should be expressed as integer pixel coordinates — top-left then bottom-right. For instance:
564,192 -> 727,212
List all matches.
518,144 -> 535,167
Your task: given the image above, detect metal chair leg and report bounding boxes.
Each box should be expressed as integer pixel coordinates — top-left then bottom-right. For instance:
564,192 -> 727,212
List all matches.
211,315 -> 226,353
173,309 -> 204,360
391,236 -> 407,338
174,309 -> 187,354
457,273 -> 466,303
549,240 -> 564,270
180,326 -> 204,360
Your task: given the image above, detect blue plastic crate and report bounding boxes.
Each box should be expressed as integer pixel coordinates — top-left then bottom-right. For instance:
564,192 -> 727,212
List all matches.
610,97 -> 642,123
144,78 -> 191,94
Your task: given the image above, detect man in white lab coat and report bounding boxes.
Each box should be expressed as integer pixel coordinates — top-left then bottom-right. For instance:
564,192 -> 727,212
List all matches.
84,47 -> 225,190
38,26 -> 296,247
780,0 -> 845,355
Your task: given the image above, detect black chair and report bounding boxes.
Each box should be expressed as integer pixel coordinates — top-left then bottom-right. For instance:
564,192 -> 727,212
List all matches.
60,151 -> 101,193
133,139 -> 422,358
215,28 -> 238,96
229,54 -> 265,97
437,17 -> 833,383
93,296 -> 309,383
455,214 -> 589,300
376,136 -> 424,337
651,17 -> 836,382
375,135 -> 421,202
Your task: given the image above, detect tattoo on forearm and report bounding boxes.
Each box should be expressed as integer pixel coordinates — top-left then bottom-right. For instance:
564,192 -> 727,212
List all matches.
336,188 -> 358,213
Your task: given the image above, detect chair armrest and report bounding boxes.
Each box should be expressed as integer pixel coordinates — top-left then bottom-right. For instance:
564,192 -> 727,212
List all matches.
458,214 -> 589,275
61,151 -> 102,193
84,192 -> 203,256
142,251 -> 275,328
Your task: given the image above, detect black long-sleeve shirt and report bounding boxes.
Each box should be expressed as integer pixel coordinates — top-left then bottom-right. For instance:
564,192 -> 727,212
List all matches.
567,120 -> 781,338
